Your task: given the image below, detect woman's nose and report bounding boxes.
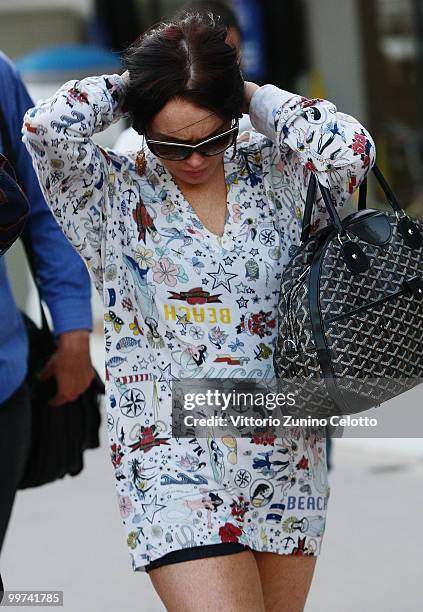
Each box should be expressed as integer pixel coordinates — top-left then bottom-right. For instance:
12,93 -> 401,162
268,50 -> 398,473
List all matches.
186,152 -> 204,168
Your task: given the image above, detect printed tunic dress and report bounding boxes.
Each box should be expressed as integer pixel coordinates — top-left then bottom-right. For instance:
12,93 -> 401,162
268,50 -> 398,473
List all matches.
22,75 -> 375,572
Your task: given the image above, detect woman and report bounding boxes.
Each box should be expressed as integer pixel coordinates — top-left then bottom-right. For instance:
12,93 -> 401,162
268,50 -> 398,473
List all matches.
22,11 -> 375,612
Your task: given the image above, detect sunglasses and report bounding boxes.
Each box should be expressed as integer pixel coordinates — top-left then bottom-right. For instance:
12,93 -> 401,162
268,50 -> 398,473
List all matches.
145,119 -> 239,161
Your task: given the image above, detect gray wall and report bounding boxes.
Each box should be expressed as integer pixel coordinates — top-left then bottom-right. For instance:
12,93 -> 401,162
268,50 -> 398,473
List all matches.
305,0 -> 368,123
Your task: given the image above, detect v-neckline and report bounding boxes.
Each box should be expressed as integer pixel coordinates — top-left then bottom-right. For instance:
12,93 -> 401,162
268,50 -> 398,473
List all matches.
151,148 -> 241,252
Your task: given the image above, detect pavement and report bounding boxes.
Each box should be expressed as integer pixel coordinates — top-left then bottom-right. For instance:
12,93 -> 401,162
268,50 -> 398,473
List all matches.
1,333 -> 422,611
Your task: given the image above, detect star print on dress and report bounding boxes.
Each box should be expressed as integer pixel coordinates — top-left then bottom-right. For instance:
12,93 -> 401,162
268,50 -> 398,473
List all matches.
235,282 -> 248,294
176,313 -> 192,330
158,363 -> 177,389
140,495 -> 167,524
207,264 -> 238,292
236,297 -> 249,309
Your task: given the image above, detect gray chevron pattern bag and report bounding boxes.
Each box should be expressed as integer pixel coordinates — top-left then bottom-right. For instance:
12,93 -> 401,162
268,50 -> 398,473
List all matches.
273,166 -> 423,417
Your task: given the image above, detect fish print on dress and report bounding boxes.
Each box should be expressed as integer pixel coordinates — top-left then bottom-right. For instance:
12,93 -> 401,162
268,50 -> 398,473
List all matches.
22,75 -> 375,571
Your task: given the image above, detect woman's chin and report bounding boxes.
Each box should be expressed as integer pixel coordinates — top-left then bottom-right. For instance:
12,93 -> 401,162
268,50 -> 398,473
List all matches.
182,167 -> 208,180
175,168 -> 211,186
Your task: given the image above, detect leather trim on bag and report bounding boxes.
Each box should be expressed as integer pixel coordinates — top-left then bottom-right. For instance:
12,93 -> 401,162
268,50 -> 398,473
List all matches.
308,235 -> 348,414
345,211 -> 392,246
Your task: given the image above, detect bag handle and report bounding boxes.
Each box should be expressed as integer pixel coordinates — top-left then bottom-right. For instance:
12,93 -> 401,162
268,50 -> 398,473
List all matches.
301,164 -> 405,243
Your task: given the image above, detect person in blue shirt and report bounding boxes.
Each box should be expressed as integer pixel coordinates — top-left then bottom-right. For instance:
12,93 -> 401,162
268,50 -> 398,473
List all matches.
0,52 -> 94,554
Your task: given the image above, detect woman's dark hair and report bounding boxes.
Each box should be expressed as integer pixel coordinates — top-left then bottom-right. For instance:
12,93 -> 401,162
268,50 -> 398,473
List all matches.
180,1 -> 242,39
122,11 -> 244,135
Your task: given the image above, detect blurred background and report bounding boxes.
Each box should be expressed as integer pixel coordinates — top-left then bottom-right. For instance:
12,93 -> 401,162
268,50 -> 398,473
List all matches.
1,1 -> 423,611
2,0 -> 423,207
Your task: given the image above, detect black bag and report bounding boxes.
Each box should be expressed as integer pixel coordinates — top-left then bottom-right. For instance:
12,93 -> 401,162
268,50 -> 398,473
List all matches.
273,165 -> 423,417
18,235 -> 104,490
0,153 -> 29,256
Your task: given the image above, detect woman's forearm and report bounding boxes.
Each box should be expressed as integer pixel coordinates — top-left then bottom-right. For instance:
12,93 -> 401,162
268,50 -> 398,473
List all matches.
22,74 -> 127,143
21,74 -> 128,293
249,84 -> 376,192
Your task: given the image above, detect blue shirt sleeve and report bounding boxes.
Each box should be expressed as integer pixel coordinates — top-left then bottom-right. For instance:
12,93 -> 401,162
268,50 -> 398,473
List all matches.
0,52 -> 93,335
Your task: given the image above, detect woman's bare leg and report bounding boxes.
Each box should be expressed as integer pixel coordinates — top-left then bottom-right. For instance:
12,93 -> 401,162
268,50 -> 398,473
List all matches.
148,549 -> 266,612
252,551 -> 317,612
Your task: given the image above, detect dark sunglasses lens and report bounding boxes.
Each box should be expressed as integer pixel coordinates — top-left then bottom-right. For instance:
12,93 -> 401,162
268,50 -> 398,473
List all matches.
147,125 -> 238,160
147,142 -> 189,160
198,131 -> 237,156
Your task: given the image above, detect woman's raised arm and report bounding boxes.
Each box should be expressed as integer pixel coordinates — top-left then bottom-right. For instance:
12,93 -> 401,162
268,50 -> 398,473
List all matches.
21,74 -> 128,292
247,84 -> 376,239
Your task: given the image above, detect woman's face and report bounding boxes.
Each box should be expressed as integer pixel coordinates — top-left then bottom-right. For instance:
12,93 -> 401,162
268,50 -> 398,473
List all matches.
147,98 -> 231,187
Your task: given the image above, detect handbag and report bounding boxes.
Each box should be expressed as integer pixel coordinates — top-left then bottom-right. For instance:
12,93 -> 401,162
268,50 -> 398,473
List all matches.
273,165 -> 423,417
18,231 -> 104,489
0,152 -> 29,256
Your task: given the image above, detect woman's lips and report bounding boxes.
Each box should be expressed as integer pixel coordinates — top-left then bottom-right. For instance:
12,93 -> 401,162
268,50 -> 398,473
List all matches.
184,167 -> 207,176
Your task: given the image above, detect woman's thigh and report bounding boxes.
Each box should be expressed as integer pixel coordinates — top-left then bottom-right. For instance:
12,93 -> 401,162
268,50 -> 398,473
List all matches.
253,551 -> 317,612
148,549 -> 266,612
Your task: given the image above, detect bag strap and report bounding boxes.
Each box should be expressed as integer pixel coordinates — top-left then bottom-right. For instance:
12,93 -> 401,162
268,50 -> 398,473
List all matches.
0,104 -> 51,336
358,177 -> 367,211
300,164 -> 405,243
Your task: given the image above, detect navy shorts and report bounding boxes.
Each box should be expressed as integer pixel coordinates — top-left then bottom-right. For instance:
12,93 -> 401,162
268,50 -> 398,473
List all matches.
145,542 -> 251,573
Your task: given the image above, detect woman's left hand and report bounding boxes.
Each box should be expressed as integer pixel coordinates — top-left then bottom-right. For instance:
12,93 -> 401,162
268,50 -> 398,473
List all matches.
242,81 -> 260,114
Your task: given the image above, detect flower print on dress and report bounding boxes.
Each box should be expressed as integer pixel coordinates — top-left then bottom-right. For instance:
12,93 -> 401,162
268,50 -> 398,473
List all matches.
155,253 -> 179,284
348,129 -> 373,169
189,325 -> 205,340
133,245 -> 156,269
236,310 -> 276,338
208,326 -> 229,349
153,257 -> 184,286
219,521 -> 243,543
119,496 -> 135,518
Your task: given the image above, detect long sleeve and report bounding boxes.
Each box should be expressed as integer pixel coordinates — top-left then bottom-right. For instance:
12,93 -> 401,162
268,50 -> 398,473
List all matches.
248,84 -> 376,241
22,73 -> 128,295
0,52 -> 92,335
